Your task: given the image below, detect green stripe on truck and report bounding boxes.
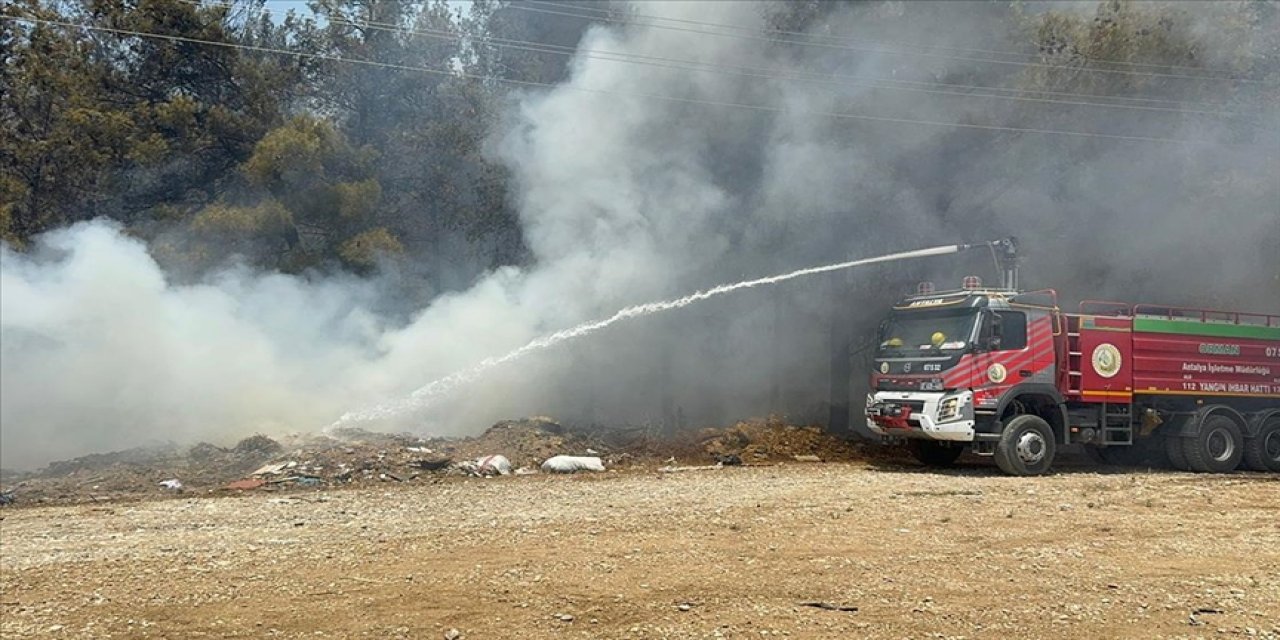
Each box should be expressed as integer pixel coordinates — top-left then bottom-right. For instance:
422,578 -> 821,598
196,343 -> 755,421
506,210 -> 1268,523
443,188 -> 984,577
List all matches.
1133,317 -> 1280,341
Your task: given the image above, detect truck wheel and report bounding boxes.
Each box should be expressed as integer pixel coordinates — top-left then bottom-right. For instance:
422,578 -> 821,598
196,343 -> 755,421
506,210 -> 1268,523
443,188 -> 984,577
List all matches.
908,440 -> 965,467
1165,435 -> 1190,471
1241,417 -> 1280,472
1181,415 -> 1243,473
995,415 -> 1056,476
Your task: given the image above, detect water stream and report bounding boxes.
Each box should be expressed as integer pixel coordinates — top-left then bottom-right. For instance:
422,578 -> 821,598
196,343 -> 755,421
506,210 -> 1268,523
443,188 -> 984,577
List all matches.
333,242 -> 969,426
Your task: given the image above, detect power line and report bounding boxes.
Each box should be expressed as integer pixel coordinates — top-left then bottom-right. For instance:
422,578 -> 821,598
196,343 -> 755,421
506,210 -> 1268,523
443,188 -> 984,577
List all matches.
188,0 -> 1252,111
183,0 -> 1250,119
511,2 -> 1275,86
526,0 -> 1258,78
321,11 -> 1251,119
1,15 -> 1222,145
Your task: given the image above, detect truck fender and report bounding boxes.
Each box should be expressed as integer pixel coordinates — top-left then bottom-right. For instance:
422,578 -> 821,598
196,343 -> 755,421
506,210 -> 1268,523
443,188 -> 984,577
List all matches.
1174,404 -> 1249,438
1247,409 -> 1280,438
994,383 -> 1069,443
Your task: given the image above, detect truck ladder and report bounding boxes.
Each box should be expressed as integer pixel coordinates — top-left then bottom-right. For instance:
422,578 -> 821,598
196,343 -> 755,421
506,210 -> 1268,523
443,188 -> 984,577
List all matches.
1066,316 -> 1083,397
1100,402 -> 1133,445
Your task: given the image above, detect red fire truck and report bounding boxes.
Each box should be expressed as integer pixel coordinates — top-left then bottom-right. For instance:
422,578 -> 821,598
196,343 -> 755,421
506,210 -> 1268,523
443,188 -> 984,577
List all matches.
864,239 -> 1280,475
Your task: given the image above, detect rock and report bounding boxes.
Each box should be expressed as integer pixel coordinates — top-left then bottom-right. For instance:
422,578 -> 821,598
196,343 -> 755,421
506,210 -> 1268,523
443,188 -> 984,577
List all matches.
444,628 -> 462,640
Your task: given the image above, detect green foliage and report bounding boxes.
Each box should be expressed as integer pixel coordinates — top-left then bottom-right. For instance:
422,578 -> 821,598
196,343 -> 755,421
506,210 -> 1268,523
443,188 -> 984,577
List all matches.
191,200 -> 294,235
339,227 -> 404,269
1,0 -> 302,244
243,116 -> 349,188
1017,0 -> 1278,97
335,179 -> 382,221
1,0 -> 561,274
0,174 -> 28,247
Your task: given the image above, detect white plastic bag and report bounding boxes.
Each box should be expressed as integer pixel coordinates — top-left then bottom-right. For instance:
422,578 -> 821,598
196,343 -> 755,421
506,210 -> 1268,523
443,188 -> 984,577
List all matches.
475,454 -> 512,476
540,455 -> 605,473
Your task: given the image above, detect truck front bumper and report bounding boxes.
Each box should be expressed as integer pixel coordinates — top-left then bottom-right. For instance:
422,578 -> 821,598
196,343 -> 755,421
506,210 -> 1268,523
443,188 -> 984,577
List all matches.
865,390 -> 976,442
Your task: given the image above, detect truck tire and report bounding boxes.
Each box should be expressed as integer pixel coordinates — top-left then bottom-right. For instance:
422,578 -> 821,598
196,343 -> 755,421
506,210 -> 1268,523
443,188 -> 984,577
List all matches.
1181,415 -> 1243,473
1241,417 -> 1280,472
994,415 -> 1056,476
1165,435 -> 1190,471
908,440 -> 965,467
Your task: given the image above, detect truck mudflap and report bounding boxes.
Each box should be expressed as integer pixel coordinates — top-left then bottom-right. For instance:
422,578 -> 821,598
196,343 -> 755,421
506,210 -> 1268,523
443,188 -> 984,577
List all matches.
866,391 -> 976,442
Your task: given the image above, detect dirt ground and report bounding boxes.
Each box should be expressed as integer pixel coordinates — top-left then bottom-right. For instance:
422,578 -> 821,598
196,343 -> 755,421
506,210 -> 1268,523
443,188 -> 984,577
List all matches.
2,459 -> 1278,639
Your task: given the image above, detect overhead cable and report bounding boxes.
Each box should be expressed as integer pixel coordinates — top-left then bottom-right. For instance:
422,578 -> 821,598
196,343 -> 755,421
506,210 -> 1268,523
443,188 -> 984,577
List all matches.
2,15 -> 1230,146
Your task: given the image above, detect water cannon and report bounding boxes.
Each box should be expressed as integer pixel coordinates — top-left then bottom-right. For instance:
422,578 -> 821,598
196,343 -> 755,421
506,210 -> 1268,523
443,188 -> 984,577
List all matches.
945,237 -> 1019,291
992,236 -> 1019,290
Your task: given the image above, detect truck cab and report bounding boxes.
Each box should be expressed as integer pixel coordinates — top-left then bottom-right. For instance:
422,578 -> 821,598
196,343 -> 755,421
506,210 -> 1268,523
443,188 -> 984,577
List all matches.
865,281 -> 1067,475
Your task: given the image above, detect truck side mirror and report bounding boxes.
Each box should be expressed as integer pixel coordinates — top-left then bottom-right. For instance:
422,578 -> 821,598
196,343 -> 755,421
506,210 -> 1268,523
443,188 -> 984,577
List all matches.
988,313 -> 1004,350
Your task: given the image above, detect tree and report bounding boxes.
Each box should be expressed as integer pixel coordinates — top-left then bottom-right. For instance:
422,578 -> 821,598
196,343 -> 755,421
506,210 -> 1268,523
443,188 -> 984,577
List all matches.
0,0 -> 304,245
186,115 -> 397,272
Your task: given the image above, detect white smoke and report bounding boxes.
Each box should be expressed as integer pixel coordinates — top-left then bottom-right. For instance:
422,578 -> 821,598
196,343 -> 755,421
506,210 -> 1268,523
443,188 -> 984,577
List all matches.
1,222 -> 371,466
2,0 -> 1276,469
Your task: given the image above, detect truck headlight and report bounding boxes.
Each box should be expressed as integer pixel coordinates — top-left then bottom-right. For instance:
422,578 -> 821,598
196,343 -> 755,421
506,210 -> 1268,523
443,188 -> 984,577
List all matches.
938,396 -> 961,421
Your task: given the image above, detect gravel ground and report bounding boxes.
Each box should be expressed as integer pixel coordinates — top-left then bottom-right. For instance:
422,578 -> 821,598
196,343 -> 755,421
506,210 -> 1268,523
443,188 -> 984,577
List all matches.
2,461 -> 1278,639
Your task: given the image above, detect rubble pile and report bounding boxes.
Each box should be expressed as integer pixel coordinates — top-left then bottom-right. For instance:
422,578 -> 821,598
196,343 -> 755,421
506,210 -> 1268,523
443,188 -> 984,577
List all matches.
703,418 -> 868,462
252,417 -> 608,484
641,416 -> 871,464
0,436 -> 288,504
0,417 -> 869,506
438,417 -> 607,468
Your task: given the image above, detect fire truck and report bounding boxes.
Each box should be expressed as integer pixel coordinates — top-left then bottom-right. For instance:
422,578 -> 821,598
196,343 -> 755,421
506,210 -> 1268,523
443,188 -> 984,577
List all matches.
863,238 -> 1280,475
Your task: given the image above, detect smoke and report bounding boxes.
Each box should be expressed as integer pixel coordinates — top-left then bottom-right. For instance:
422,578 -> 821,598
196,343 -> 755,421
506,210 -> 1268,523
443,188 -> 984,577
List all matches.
2,1 -> 1277,469
1,222 -> 373,466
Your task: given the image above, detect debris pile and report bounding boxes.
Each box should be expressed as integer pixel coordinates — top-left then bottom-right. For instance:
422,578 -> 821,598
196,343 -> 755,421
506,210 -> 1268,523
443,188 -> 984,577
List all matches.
692,416 -> 868,463
0,416 -> 867,505
441,417 -> 605,468
0,435 -> 289,504
264,417 -> 608,484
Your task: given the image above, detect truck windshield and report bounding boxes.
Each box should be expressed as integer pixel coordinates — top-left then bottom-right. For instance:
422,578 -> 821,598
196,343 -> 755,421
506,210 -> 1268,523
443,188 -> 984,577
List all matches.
878,309 -> 979,355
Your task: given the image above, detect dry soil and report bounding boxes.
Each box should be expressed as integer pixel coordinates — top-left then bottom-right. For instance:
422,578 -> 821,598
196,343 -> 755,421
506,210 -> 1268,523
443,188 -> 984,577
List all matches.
2,461 -> 1278,639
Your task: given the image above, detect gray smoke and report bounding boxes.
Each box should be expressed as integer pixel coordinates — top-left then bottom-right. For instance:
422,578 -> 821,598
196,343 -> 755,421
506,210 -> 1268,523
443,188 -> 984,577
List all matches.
2,0 -> 1277,469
